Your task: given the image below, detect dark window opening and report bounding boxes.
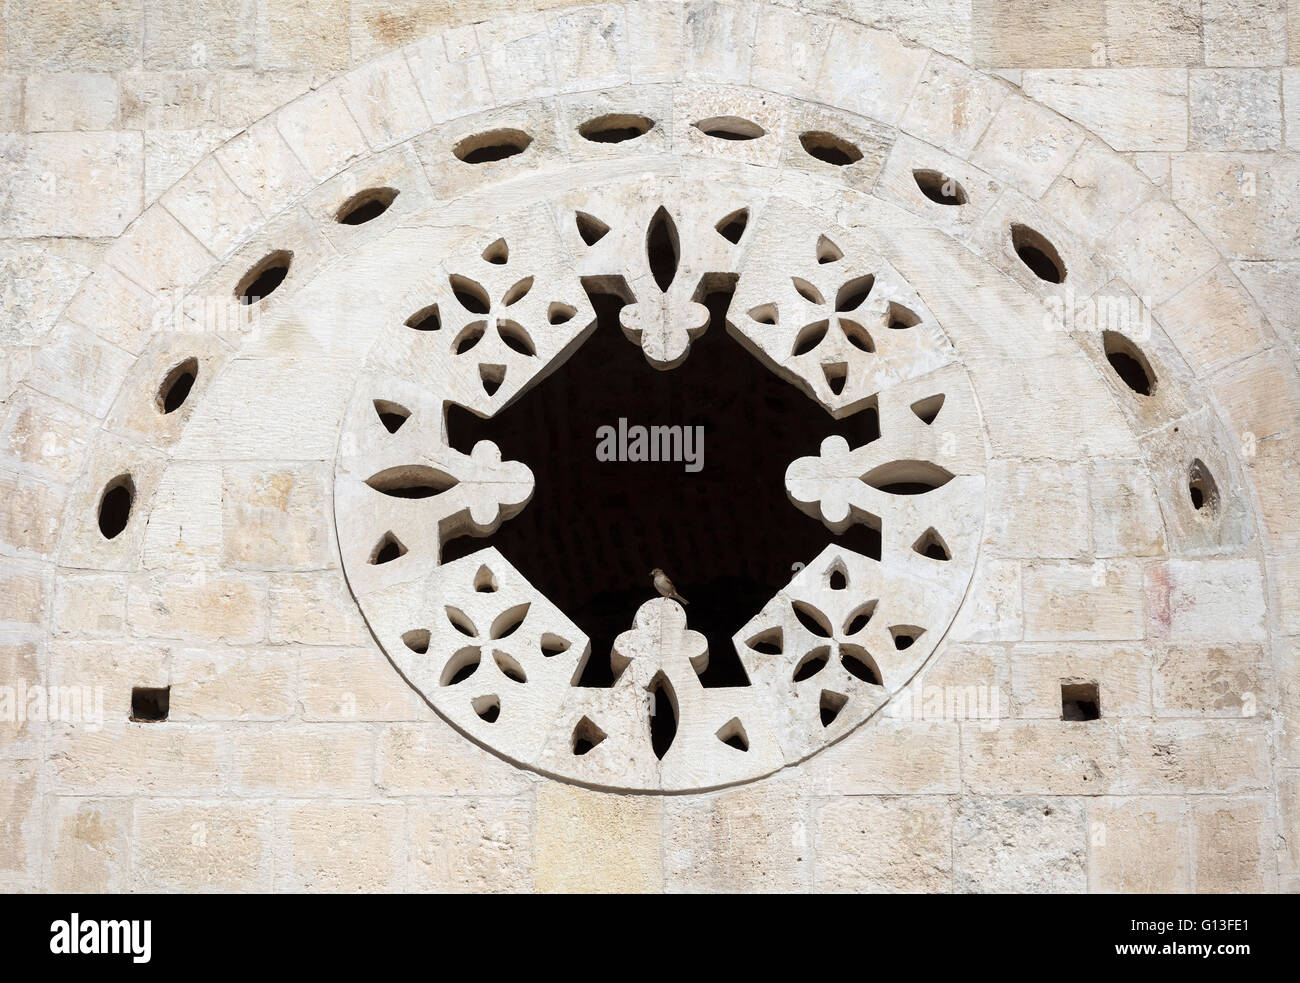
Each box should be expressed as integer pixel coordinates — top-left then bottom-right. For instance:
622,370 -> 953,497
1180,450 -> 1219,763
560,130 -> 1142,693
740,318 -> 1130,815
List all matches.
98,475 -> 134,540
130,686 -> 169,722
445,287 -> 882,690
1061,681 -> 1100,721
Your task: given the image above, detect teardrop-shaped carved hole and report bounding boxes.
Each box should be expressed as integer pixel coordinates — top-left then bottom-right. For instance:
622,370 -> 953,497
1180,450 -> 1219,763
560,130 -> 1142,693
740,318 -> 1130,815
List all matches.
792,645 -> 830,682
715,207 -> 749,244
572,715 -> 606,754
369,531 -> 407,565
578,113 -> 655,143
747,627 -> 783,656
453,128 -> 532,163
493,650 -> 527,683
817,235 -> 844,264
822,362 -> 848,396
541,633 -> 571,657
548,302 -> 576,324
576,211 -> 610,245
405,304 -> 440,332
474,565 -> 498,592
1188,458 -> 1220,516
441,646 -> 481,685
480,364 -> 506,396
490,602 -> 530,639
694,116 -> 765,140
716,717 -> 749,751
910,394 -> 944,425
792,319 -> 829,356
373,399 -> 410,433
450,275 -> 490,314
792,601 -> 832,637
748,303 -> 778,326
863,461 -> 955,495
887,302 -> 921,329
366,466 -> 458,499
820,689 -> 848,726
828,564 -> 848,590
913,527 -> 951,561
497,321 -> 536,357
913,169 -> 967,205
835,276 -> 874,312
840,646 -> 881,685
648,672 -> 678,760
481,238 -> 508,264
840,319 -> 874,352
472,694 -> 500,722
647,206 -> 679,292
844,601 -> 877,636
402,629 -> 430,654
890,625 -> 925,650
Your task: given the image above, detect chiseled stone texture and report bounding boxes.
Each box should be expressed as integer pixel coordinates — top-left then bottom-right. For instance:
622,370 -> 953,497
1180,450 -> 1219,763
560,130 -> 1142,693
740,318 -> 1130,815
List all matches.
954,797 -> 1086,893
534,784 -> 662,892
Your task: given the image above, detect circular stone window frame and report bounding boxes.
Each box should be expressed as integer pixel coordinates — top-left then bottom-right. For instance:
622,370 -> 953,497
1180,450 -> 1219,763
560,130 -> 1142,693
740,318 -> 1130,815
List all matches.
43,1 -> 1280,799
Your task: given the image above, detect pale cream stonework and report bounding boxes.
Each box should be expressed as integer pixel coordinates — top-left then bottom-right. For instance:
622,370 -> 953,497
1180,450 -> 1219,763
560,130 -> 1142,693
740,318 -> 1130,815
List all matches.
0,0 -> 1297,893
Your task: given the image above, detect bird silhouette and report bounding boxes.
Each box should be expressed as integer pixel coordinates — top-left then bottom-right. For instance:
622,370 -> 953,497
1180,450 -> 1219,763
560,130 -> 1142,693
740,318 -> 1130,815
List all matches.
651,568 -> 688,605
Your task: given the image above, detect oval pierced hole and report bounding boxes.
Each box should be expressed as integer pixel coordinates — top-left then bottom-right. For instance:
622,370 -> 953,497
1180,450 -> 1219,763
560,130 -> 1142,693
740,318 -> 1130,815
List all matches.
490,602 -> 530,640
450,275 -> 490,314
157,357 -> 198,414
541,633 -> 571,657
792,601 -> 832,637
913,527 -> 951,561
236,250 -> 291,305
474,565 -> 498,592
840,320 -> 874,353
913,169 -> 967,205
820,690 -> 848,727
97,475 -> 134,540
578,112 -> 655,143
863,461 -> 955,495
792,645 -> 830,681
369,531 -> 407,565
646,206 -> 680,293
473,694 -> 500,722
835,276 -> 874,312
792,320 -> 829,356
910,394 -> 944,425
575,211 -> 610,245
572,715 -> 606,754
1011,224 -> 1065,283
792,277 -> 825,305
405,304 -> 440,332
453,128 -> 532,163
373,399 -> 410,433
1188,458 -> 1220,515
497,321 -> 536,357
365,465 -> 458,499
548,302 -> 576,325
694,116 -> 766,140
890,625 -> 925,650
336,187 -> 398,225
887,303 -> 921,330
441,647 -> 481,686
402,629 -> 430,654
493,650 -> 527,683
715,208 -> 749,244
746,628 -> 783,656
648,672 -> 678,759
800,130 -> 863,166
843,601 -> 876,636
716,717 -> 749,751
1103,330 -> 1156,396
840,645 -> 882,684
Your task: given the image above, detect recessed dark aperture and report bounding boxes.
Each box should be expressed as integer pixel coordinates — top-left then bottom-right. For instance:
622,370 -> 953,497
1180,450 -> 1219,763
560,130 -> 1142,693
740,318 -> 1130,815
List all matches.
237,250 -> 292,305
1102,330 -> 1156,396
913,168 -> 967,205
453,128 -> 533,163
1010,224 -> 1065,283
693,116 -> 766,140
97,475 -> 135,540
157,357 -> 198,414
799,131 -> 864,167
336,187 -> 398,225
446,288 -> 884,690
578,113 -> 655,143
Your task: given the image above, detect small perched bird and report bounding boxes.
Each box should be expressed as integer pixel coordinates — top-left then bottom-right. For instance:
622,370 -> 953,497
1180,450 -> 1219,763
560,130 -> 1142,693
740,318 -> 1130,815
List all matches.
651,568 -> 688,605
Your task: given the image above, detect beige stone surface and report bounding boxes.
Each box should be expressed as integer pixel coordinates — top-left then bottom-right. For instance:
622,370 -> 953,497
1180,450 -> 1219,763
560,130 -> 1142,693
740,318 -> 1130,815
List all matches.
534,783 -> 662,892
1087,797 -> 1190,892
816,796 -> 953,891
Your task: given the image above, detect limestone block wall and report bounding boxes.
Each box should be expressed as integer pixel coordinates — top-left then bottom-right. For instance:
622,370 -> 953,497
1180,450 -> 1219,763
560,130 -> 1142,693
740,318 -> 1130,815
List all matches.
0,0 -> 1297,892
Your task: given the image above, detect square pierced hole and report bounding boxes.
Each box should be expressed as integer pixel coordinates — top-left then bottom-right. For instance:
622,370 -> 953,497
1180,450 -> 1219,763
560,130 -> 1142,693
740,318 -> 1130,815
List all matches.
131,686 -> 170,722
1060,681 -> 1100,721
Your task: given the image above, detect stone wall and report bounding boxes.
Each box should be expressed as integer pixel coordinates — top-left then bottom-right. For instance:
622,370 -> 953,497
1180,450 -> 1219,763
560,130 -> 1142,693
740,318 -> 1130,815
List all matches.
1,0 -> 1298,892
